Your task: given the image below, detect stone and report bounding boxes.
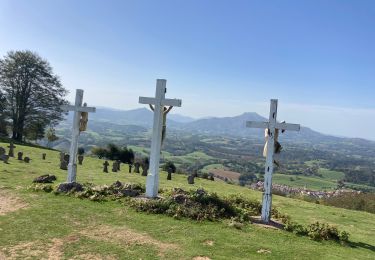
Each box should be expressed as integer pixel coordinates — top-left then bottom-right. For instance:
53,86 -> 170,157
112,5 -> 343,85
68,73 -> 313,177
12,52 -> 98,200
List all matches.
167,168 -> 172,180
187,175 -> 195,184
64,154 -> 70,163
59,152 -> 65,162
24,157 -> 31,163
1,154 -> 9,164
78,155 -> 84,165
7,142 -> 16,157
33,174 -> 57,183
173,193 -> 188,204
134,162 -> 140,173
60,160 -> 68,170
57,182 -> 84,193
0,148 -> 8,163
111,180 -> 123,189
117,160 -> 121,171
17,152 -> 23,160
112,161 -> 118,172
0,147 -> 5,156
128,164 -> 132,173
42,153 -> 46,160
103,161 -> 109,173
120,189 -> 140,197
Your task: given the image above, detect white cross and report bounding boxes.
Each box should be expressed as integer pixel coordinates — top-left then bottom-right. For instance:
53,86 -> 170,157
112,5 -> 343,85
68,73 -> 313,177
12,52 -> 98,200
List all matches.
246,99 -> 300,223
139,79 -> 182,197
61,89 -> 96,183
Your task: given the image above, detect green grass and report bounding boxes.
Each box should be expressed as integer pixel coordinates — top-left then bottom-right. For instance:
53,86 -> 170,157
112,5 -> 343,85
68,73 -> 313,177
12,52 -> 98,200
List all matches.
318,168 -> 345,181
0,142 -> 374,259
273,174 -> 338,190
201,164 -> 226,174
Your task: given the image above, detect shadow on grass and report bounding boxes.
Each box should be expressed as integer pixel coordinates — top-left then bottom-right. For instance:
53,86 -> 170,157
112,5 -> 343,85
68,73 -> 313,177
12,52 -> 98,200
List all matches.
348,241 -> 375,252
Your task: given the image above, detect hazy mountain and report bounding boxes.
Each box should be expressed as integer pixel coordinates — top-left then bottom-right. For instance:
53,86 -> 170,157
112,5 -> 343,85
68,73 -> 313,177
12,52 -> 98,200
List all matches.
63,107 -> 374,146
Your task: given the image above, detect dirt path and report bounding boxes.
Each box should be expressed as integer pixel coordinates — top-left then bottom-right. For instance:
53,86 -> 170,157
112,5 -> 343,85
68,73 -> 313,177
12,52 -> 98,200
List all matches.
0,189 -> 28,216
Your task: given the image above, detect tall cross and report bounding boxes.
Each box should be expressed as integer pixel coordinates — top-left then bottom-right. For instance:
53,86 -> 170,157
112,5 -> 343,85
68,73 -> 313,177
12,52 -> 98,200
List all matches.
139,79 -> 182,197
246,99 -> 300,223
61,89 -> 96,183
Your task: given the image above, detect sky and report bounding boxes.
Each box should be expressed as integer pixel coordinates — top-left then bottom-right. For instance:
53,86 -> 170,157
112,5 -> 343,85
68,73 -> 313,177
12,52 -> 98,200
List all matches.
0,0 -> 375,139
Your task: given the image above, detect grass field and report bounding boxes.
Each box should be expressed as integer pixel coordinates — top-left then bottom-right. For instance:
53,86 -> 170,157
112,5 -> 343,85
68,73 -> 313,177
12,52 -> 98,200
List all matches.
272,174 -> 338,190
0,142 -> 374,259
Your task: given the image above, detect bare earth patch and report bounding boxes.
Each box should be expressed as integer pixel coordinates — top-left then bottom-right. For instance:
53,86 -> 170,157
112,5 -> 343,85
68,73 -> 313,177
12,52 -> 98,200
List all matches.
2,235 -> 80,259
71,253 -> 117,260
80,225 -> 178,256
257,248 -> 271,254
0,189 -> 28,216
203,240 -> 214,246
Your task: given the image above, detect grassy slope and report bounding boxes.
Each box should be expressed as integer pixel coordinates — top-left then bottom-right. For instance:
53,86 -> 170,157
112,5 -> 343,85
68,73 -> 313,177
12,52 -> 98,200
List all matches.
0,142 -> 374,259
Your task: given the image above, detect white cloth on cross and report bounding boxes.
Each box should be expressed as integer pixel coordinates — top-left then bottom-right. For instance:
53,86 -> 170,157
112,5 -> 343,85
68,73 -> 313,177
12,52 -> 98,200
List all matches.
263,128 -> 279,157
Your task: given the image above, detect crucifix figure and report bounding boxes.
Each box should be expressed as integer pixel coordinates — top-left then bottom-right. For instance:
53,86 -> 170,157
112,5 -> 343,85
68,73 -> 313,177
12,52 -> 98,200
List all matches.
148,104 -> 173,145
61,89 -> 96,183
139,79 -> 182,197
246,99 -> 300,223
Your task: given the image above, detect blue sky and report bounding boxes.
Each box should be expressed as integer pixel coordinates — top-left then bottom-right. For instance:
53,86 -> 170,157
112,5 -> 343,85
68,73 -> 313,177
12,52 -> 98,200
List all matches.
0,0 -> 375,139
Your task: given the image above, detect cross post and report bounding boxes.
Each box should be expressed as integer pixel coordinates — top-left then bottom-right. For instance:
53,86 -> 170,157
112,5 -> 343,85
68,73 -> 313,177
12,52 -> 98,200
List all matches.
246,99 -> 300,223
139,79 -> 182,197
61,89 -> 96,183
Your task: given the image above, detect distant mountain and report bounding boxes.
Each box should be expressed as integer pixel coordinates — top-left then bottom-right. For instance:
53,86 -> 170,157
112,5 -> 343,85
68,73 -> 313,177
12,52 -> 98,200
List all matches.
62,107 -> 374,146
168,114 -> 196,123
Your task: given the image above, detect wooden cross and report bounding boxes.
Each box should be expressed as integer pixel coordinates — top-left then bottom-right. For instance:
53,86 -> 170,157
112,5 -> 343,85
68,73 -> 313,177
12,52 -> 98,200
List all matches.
139,79 -> 182,197
61,89 -> 96,183
246,99 -> 300,223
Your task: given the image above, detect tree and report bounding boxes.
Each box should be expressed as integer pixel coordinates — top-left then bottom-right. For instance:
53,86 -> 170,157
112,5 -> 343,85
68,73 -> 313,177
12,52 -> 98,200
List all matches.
25,120 -> 45,142
0,92 -> 8,136
46,127 -> 59,148
0,50 -> 68,141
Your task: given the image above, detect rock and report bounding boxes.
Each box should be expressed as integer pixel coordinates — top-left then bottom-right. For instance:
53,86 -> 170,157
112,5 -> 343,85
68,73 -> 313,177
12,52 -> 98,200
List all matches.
195,188 -> 206,197
78,155 -> 84,165
187,175 -> 195,184
24,157 -> 31,163
120,189 -> 140,197
112,161 -> 118,172
111,181 -> 123,189
60,160 -> 68,170
57,182 -> 84,193
173,193 -> 188,204
7,142 -> 16,157
103,161 -> 109,173
1,154 -> 9,164
33,174 -> 57,183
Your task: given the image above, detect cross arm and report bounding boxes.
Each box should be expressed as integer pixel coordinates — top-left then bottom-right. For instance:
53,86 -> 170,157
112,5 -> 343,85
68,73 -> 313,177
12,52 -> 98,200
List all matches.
275,122 -> 300,131
139,97 -> 156,105
139,97 -> 182,107
246,121 -> 269,129
61,105 -> 96,113
162,98 -> 182,107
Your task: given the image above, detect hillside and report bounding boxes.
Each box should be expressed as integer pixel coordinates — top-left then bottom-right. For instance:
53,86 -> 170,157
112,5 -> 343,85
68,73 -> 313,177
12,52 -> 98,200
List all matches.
54,107 -> 375,190
0,142 -> 374,259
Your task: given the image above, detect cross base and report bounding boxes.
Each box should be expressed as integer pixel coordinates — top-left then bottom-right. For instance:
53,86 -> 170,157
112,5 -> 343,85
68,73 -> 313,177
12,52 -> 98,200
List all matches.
146,173 -> 159,197
67,163 -> 77,183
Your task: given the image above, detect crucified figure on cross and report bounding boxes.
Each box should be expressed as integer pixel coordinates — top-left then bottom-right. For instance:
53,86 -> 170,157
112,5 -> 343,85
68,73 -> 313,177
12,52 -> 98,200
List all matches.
149,104 -> 173,145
